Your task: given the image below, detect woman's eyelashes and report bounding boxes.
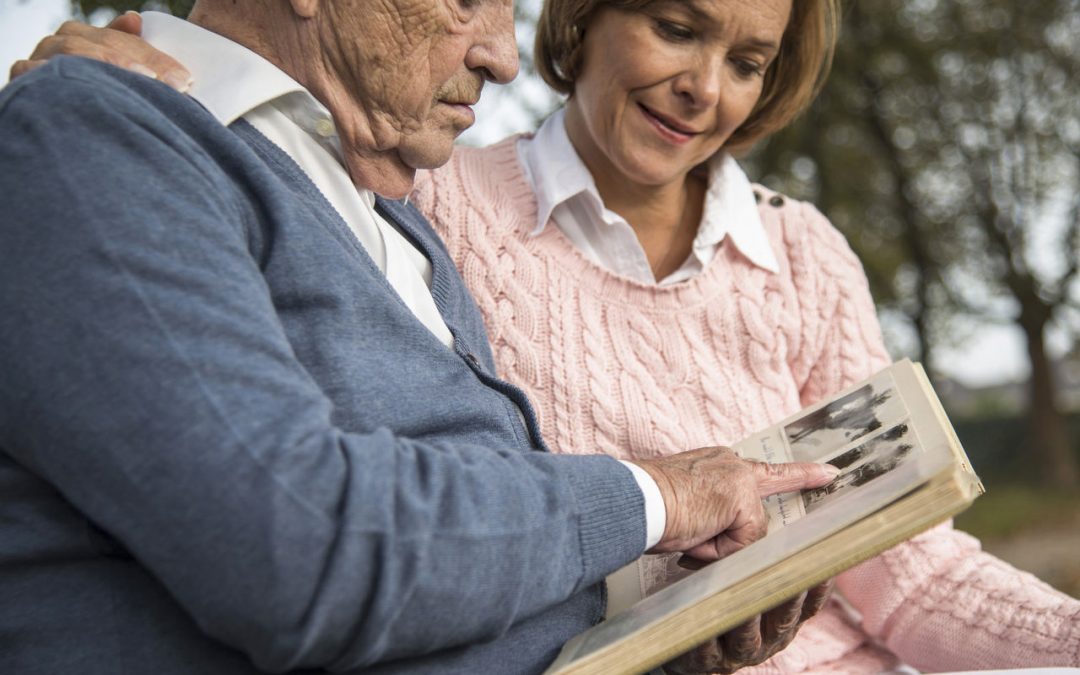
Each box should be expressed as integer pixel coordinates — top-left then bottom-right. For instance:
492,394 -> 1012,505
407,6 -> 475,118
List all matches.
731,57 -> 766,79
654,18 -> 694,42
652,18 -> 768,81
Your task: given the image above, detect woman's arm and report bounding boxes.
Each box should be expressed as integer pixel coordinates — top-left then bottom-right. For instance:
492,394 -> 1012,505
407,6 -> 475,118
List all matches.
788,197 -> 1080,669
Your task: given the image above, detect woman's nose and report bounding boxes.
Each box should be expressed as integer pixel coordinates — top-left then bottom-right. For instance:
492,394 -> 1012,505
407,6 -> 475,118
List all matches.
673,51 -> 725,109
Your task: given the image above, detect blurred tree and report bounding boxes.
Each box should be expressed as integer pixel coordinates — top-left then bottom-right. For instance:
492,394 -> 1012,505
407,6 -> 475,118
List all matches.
73,0 -> 192,19
747,0 -> 1080,488
71,0 -> 540,33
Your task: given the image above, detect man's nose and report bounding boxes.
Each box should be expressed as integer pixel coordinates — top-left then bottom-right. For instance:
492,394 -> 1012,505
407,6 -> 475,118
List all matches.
466,1 -> 520,84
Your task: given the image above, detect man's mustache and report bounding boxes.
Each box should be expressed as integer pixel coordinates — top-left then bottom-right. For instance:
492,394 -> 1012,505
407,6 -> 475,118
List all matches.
435,75 -> 484,105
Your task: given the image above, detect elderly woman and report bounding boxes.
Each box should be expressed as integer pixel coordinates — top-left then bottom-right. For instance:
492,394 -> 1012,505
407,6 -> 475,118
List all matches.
19,0 -> 1080,672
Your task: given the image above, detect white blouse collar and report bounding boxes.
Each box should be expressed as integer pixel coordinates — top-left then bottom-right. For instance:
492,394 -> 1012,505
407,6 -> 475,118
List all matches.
519,109 -> 779,274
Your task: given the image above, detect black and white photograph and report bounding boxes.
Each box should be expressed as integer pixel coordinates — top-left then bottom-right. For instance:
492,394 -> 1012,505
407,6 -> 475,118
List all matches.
801,422 -> 917,514
785,372 -> 908,462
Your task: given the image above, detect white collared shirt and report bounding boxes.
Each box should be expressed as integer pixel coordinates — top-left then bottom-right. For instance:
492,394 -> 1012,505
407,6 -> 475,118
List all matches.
141,12 -> 454,348
518,109 -> 779,285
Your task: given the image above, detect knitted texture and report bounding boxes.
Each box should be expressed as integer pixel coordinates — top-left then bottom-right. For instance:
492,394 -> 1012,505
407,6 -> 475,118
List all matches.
412,137 -> 1080,672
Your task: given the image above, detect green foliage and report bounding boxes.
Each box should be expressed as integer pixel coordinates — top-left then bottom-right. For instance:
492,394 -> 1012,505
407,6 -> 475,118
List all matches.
955,483 -> 1079,540
745,0 -> 1080,487
746,0 -> 1080,366
73,0 -> 192,19
953,412 -> 1080,481
953,411 -> 1080,596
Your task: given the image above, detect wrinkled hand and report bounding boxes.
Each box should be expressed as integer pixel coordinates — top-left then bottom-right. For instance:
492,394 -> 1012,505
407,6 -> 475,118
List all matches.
9,12 -> 192,91
664,581 -> 834,674
635,447 -> 837,673
634,446 -> 838,561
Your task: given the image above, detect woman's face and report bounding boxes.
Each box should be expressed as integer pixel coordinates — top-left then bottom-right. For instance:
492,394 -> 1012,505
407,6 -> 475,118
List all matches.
564,0 -> 791,192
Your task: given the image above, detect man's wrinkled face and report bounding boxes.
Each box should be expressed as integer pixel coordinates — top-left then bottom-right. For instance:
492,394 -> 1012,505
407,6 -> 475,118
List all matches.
312,0 -> 518,197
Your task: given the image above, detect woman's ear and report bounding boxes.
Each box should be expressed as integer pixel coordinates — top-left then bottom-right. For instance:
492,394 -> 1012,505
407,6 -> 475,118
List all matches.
289,0 -> 320,19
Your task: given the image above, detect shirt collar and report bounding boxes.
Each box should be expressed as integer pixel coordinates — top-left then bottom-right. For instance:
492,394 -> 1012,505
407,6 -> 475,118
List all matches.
141,12 -> 307,127
521,108 -> 607,236
519,109 -> 778,274
140,13 -> 393,205
700,153 -> 779,273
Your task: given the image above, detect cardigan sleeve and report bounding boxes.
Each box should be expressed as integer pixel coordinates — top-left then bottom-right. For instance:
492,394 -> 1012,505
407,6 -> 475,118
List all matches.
0,59 -> 646,672
783,197 -> 1080,669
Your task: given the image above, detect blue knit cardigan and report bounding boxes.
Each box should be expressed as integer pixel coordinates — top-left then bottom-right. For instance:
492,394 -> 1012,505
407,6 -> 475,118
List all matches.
0,56 -> 645,674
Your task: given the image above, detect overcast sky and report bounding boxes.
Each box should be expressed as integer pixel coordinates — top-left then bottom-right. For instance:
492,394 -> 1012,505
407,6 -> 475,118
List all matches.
0,0 -> 1050,389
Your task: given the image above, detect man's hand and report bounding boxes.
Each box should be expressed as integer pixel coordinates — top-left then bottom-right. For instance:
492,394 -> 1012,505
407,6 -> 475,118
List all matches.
664,581 -> 834,674
634,446 -> 838,561
9,13 -> 192,91
632,447 -> 837,673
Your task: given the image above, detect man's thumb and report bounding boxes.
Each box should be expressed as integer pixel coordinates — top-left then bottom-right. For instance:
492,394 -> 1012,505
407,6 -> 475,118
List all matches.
755,461 -> 839,497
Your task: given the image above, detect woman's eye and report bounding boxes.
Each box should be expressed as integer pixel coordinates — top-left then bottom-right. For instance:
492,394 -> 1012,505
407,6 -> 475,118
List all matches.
655,19 -> 694,41
732,58 -> 765,79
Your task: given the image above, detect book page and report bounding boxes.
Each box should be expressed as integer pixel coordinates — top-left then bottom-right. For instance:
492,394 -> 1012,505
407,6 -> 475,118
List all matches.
733,427 -> 802,531
737,368 -> 917,531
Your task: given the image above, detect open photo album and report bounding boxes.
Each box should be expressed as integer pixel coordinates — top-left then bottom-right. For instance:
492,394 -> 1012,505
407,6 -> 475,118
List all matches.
545,359 -> 984,675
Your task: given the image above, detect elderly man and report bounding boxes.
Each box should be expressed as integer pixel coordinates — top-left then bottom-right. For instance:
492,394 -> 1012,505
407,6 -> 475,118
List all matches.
0,2 -> 835,673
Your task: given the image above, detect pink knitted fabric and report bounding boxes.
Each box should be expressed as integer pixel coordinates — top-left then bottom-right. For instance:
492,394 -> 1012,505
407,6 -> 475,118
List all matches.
412,137 -> 1080,672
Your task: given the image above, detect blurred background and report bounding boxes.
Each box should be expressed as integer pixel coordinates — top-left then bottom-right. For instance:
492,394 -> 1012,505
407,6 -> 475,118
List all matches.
1,0 -> 1077,596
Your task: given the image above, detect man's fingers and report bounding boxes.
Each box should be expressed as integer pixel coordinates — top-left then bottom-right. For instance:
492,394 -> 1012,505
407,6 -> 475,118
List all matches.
762,592 -> 805,643
683,639 -> 724,675
800,580 -> 834,622
682,499 -> 767,562
754,461 -> 839,497
675,554 -> 708,570
684,533 -> 746,561
721,615 -> 762,664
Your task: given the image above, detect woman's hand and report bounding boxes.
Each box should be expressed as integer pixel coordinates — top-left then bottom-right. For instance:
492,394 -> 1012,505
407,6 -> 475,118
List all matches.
9,12 -> 192,91
664,581 -> 834,674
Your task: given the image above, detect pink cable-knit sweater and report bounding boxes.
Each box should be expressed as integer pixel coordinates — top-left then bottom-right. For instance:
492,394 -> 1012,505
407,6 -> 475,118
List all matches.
412,137 -> 1080,672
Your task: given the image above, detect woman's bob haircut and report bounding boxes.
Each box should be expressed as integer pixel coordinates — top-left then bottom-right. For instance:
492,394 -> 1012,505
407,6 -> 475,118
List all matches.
534,0 -> 841,153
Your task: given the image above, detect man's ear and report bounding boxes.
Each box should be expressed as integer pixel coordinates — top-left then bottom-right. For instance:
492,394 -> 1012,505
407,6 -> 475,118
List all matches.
289,0 -> 320,19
